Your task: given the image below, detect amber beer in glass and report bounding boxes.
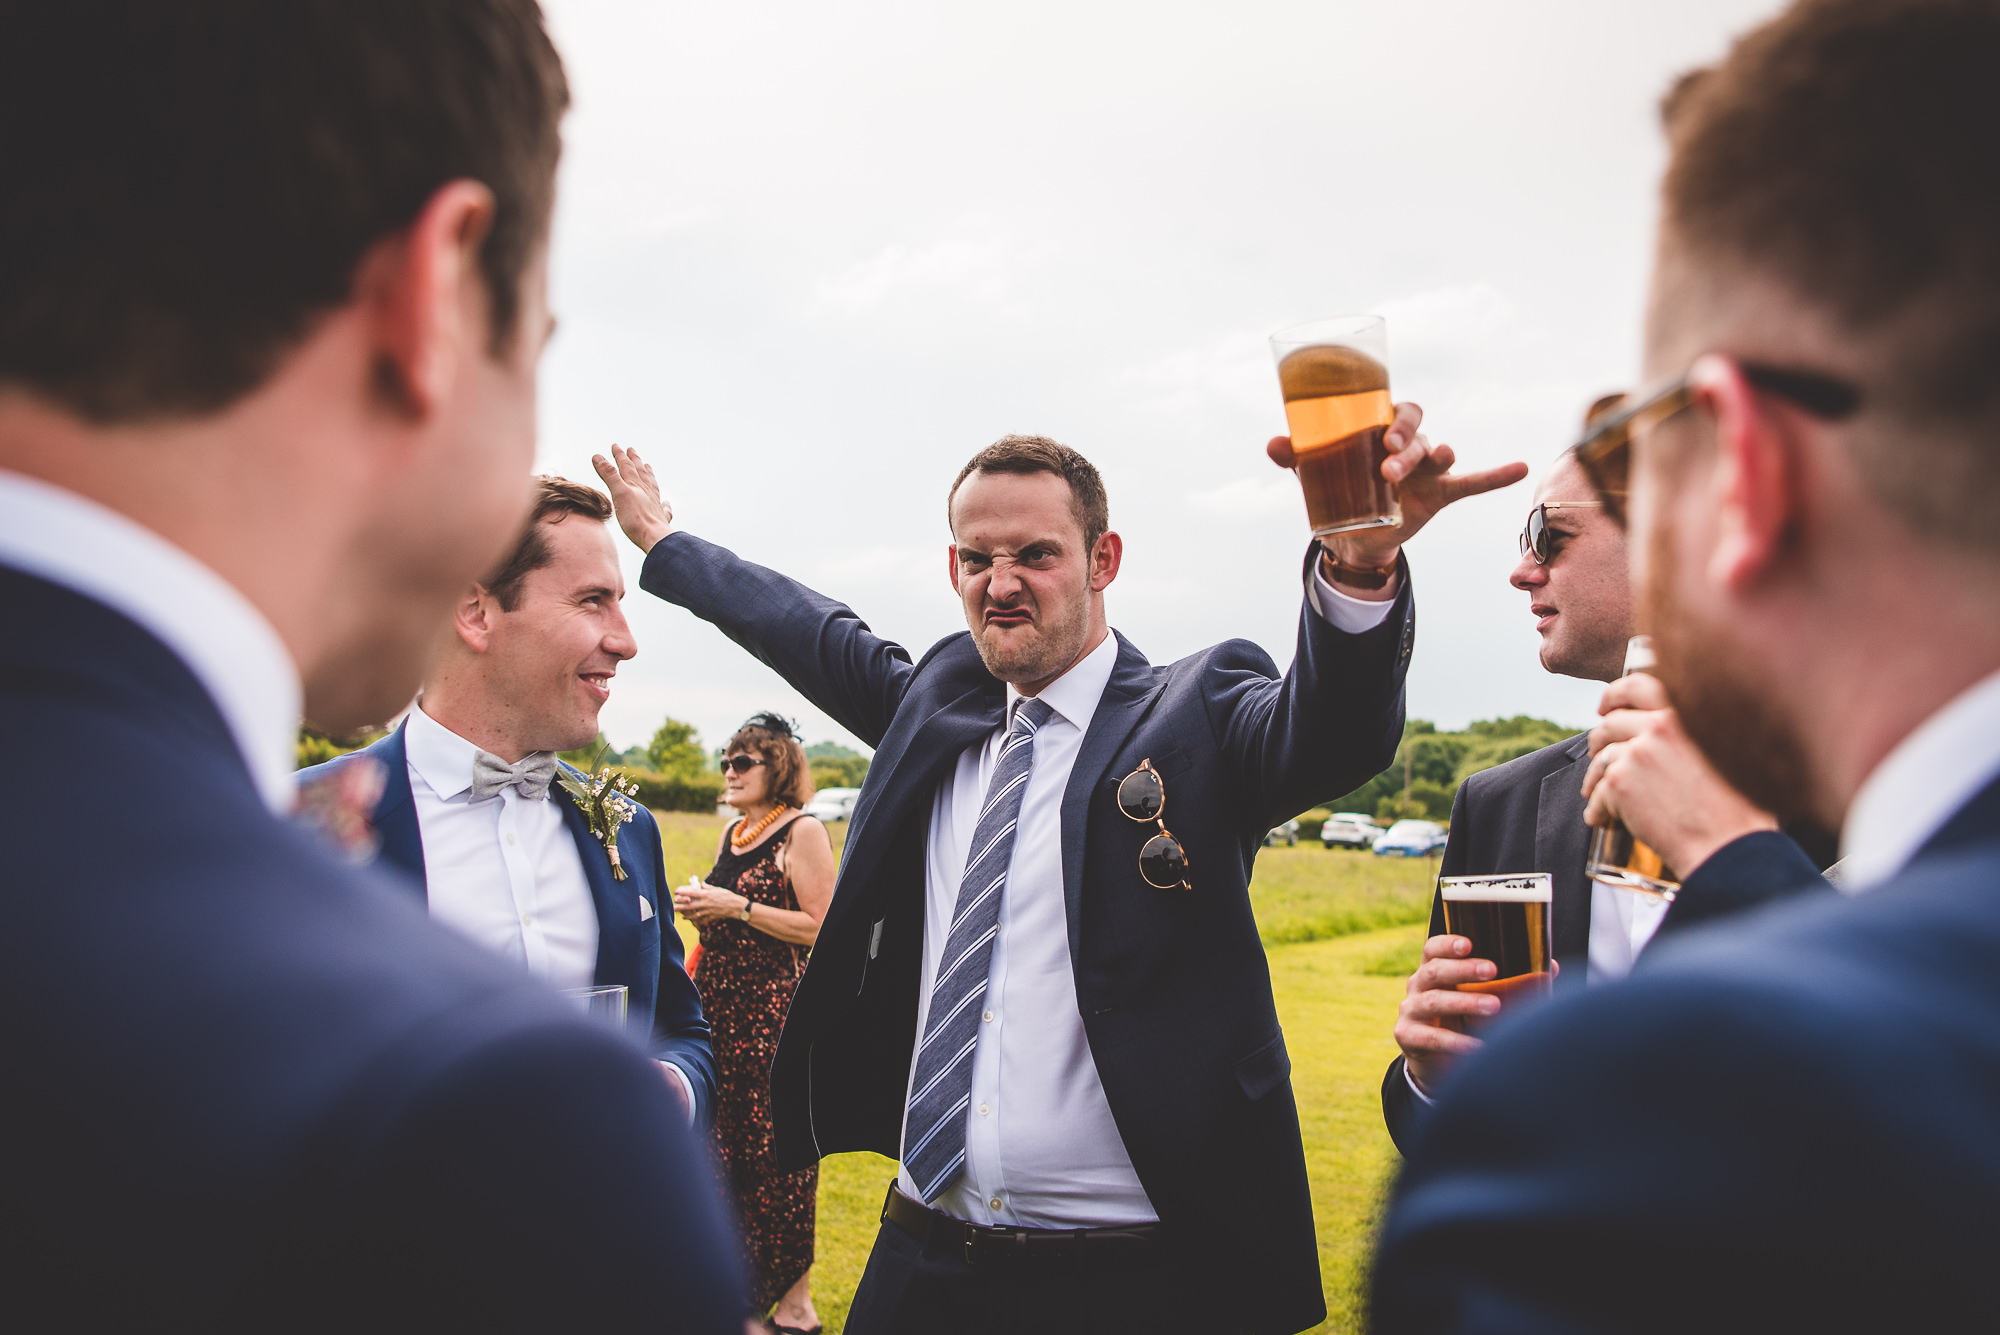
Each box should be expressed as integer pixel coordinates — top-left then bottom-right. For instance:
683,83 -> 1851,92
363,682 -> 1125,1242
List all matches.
1269,315 -> 1400,536
1439,873 -> 1553,1021
1586,636 -> 1683,899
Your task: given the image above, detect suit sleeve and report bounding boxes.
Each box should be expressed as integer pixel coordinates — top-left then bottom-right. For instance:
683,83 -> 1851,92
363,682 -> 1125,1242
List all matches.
1644,830 -> 1834,951
1382,783 -> 1461,1151
641,815 -> 717,1127
639,531 -> 917,749
1204,541 -> 1414,831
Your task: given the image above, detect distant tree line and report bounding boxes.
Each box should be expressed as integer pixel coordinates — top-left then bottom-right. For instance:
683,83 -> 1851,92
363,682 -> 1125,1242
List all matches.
1323,715 -> 1579,824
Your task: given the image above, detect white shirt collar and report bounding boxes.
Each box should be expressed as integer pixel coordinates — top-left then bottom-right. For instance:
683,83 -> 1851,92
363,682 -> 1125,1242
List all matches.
0,469 -> 301,815
404,700 -> 491,802
1006,628 -> 1120,733
1840,666 -> 2000,892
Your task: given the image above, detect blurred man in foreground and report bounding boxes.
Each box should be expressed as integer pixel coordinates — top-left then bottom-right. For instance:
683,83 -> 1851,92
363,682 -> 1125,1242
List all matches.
0,4 -> 738,1328
1373,0 -> 2000,1329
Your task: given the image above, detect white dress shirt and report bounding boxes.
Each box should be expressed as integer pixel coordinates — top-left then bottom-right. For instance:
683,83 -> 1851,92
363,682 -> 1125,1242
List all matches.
1840,666 -> 2000,893
899,565 -> 1396,1227
0,469 -> 299,813
1585,880 -> 1670,983
403,702 -> 601,989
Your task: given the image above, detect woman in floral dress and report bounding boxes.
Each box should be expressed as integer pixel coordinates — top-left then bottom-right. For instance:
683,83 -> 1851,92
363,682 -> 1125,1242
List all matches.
675,714 -> 836,1335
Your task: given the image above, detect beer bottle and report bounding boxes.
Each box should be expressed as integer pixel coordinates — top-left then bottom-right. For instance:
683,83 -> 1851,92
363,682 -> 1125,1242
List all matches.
1585,636 -> 1682,899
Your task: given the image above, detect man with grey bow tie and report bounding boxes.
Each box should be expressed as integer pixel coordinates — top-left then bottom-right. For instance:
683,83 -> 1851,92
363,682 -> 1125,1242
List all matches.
300,476 -> 715,1125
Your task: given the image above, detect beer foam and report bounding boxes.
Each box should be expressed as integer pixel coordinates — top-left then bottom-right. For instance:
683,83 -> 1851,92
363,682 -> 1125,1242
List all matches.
1438,873 -> 1553,903
1277,344 -> 1388,401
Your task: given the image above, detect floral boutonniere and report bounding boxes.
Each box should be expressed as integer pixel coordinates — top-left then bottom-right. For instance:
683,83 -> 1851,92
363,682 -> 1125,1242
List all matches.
558,765 -> 641,880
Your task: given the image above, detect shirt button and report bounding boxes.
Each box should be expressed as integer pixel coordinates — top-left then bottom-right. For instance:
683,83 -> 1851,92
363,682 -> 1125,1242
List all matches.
521,913 -> 534,926
982,1010 -> 995,1023
989,1197 -> 1002,1211
505,833 -> 516,845
977,1102 -> 990,1116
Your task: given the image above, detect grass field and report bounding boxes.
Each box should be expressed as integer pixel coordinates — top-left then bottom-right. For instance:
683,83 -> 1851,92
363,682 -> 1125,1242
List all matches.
655,812 -> 1435,1333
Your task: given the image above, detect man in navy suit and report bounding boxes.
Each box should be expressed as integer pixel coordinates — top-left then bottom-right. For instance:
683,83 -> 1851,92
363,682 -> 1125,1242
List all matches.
300,476 -> 716,1125
0,4 -> 739,1329
1372,1 -> 2000,1329
595,419 -> 1521,1333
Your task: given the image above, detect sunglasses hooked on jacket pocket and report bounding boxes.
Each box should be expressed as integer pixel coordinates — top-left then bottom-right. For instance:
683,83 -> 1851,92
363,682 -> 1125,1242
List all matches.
1116,758 -> 1191,891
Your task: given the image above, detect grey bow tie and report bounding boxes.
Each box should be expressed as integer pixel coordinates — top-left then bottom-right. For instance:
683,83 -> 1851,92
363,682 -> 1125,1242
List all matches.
470,750 -> 559,802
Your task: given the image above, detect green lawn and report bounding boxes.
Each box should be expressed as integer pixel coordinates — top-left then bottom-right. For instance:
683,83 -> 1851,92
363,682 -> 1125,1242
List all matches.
655,812 -> 1436,1333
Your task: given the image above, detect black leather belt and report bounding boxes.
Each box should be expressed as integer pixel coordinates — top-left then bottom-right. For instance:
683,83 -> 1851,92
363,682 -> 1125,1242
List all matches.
880,1182 -> 1166,1273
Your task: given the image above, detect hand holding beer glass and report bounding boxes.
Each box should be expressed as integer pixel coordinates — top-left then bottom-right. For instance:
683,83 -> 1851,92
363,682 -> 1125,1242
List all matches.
1265,316 -> 1528,581
1395,874 -> 1555,1096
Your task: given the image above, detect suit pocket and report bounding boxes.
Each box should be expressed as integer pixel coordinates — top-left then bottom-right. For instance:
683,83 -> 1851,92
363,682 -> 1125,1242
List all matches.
1233,1031 -> 1292,1102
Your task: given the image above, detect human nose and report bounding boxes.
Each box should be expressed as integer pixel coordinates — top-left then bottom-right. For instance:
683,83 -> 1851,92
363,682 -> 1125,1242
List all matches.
1509,545 -> 1546,592
986,560 -> 1026,601
603,603 -> 637,660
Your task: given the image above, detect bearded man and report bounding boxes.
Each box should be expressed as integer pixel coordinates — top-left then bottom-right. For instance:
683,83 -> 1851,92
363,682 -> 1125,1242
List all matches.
595,423 -> 1515,1335
1372,1 -> 2000,1330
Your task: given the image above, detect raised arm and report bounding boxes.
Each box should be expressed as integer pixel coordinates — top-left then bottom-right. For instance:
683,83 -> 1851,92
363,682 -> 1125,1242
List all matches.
594,445 -> 916,747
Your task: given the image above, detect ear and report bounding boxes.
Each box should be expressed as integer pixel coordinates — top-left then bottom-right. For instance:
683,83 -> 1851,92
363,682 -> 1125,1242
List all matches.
354,179 -> 497,421
947,544 -> 962,595
1089,531 -> 1123,593
1692,355 -> 1800,591
453,584 -> 501,653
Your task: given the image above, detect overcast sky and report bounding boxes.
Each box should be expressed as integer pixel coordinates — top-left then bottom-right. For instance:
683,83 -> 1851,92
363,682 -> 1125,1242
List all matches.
532,0 -> 1785,760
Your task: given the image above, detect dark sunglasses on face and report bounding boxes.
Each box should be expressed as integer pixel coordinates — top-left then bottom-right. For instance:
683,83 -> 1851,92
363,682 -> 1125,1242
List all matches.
1574,361 -> 1862,527
1519,501 -> 1604,565
723,754 -> 766,775
1115,758 -> 1191,891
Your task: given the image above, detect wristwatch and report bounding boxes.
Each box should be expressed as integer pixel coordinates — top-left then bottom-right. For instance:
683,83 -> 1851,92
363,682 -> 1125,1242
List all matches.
740,898 -> 754,923
1319,546 -> 1398,591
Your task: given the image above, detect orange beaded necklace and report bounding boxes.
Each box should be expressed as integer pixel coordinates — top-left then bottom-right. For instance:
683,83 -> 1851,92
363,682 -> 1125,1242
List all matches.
730,803 -> 791,850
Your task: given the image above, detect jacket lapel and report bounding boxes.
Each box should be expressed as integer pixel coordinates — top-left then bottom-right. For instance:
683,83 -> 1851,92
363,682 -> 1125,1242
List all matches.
366,723 -> 427,898
1536,734 -> 1595,991
554,765 -> 639,989
1059,633 -> 1166,953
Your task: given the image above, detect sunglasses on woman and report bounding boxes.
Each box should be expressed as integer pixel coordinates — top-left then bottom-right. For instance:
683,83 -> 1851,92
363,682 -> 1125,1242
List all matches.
1115,758 -> 1191,891
723,754 -> 767,775
1575,362 -> 1861,526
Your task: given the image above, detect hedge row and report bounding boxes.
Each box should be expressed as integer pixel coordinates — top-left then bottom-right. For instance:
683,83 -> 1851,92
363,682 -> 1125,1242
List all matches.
617,768 -> 726,813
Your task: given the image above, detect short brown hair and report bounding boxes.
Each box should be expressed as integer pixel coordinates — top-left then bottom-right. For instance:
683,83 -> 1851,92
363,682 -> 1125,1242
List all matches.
1660,0 -> 2000,551
0,0 -> 568,423
483,476 -> 613,611
725,723 -> 815,810
947,435 -> 1110,551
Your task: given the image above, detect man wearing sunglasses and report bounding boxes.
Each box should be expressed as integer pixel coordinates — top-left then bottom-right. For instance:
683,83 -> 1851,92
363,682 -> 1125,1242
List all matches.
1374,1 -> 2000,1329
597,411 -> 1513,1334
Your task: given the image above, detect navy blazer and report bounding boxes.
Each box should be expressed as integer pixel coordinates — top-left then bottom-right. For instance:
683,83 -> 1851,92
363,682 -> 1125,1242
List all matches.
1370,773 -> 2000,1334
1379,736 -> 1835,1151
299,724 -> 716,1126
642,531 -> 1414,1335
0,564 -> 741,1330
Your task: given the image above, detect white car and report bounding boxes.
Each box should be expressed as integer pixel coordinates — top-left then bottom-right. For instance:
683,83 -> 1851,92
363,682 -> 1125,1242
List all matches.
1320,812 -> 1384,851
804,787 -> 861,822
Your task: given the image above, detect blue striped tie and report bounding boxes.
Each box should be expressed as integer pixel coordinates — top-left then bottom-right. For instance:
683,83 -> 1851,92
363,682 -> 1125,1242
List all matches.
902,695 -> 1054,1203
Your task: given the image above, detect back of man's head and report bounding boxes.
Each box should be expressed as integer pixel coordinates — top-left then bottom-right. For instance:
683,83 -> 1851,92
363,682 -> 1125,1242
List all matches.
0,0 -> 568,421
1658,0 -> 2000,558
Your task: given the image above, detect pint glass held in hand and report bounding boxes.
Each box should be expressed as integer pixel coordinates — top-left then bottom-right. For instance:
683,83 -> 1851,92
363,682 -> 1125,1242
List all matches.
1439,873 -> 1554,1021
1270,315 -> 1400,536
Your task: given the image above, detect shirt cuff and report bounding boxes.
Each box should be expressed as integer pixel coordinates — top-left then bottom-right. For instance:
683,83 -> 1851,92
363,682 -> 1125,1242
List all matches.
660,1061 -> 696,1127
1307,555 -> 1399,634
1403,1059 -> 1437,1107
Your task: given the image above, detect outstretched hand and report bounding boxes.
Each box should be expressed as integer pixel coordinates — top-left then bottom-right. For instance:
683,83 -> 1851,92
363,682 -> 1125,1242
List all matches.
1267,402 -> 1527,569
591,443 -> 675,554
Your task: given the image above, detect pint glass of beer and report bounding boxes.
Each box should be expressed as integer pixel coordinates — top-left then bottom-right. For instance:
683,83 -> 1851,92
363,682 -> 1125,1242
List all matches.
1269,315 -> 1399,536
1439,873 -> 1553,1022
1585,636 -> 1683,899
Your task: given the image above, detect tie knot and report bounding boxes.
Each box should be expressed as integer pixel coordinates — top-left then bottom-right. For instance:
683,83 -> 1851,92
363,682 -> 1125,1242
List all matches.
1011,696 -> 1054,736
470,750 -> 560,802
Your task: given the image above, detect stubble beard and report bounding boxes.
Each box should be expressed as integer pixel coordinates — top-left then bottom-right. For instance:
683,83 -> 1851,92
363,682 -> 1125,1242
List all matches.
968,581 -> 1092,687
1644,512 -> 1815,826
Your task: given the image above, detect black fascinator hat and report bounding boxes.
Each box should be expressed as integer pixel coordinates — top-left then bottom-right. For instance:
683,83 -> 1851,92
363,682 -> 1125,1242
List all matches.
742,711 -> 797,740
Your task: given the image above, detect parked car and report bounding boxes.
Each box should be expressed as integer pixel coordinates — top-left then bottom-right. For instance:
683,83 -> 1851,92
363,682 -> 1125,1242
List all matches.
1320,812 -> 1384,851
1372,818 -> 1448,857
804,786 -> 861,822
1263,819 -> 1300,847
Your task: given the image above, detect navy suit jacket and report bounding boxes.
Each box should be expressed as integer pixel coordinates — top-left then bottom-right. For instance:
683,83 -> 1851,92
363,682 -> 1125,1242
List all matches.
1379,735 -> 1834,1151
0,565 -> 742,1331
642,531 -> 1414,1335
1370,772 -> 2000,1333
299,724 -> 716,1126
